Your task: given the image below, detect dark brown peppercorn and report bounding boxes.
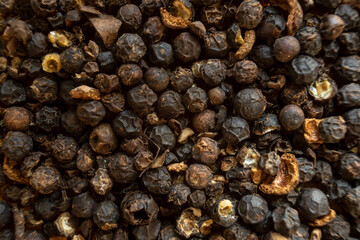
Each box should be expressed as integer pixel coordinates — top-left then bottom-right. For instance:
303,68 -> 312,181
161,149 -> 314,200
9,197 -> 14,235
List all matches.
89,123 -> 117,155
222,116 -> 250,145
26,33 -> 47,58
322,215 -> 350,240
121,191 -> 159,225
168,183 -> 191,206
94,74 -> 120,93
157,90 -> 185,119
51,134 -> 78,163
343,186 -> 360,219
60,47 -> 85,73
173,32 -> 201,62
101,92 -> 125,113
35,106 -> 61,133
318,116 -> 347,143
344,108 -> 360,136
233,60 -> 258,84
234,88 -> 266,121
142,166 -> 172,194
0,80 -> 26,106
65,9 -> 81,27
148,124 -> 176,151
27,77 -> 58,104
253,113 -> 280,136
71,192 -> 96,218
279,104 -> 305,131
93,200 -> 119,231
132,219 -> 161,240
188,190 -> 206,208
4,107 -> 31,131
192,137 -> 220,166
296,27 -> 322,56
272,206 -> 300,237
238,194 -> 269,224
127,84 -> 158,113
117,4 -> 142,32
208,87 -> 226,105
201,59 -> 226,87
61,110 -> 86,135
144,67 -> 169,92
185,164 -> 213,190
112,110 -> 142,138
2,131 -> 33,161
320,14 -> 345,40
235,0 -> 263,29
149,41 -> 174,67
76,101 -> 106,127
183,87 -> 208,113
30,166 -> 61,194
259,151 -> 281,176
141,16 -> 166,45
203,30 -> 230,58
108,153 -> 138,184
116,33 -> 147,63
297,188 -> 330,221
273,36 -> 300,63
192,109 -> 216,133
338,153 -> 360,180
256,15 -> 286,44
169,67 -> 194,93
334,55 -> 360,83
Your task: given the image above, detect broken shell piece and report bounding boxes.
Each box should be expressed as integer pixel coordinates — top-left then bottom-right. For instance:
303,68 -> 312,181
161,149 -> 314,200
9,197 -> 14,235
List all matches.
48,30 -> 73,48
199,219 -> 213,236
221,156 -> 237,172
259,153 -> 299,195
310,228 -> 322,240
87,14 -> 122,48
178,128 -> 195,144
251,167 -> 265,185
304,118 -> 324,144
54,212 -> 77,238
237,145 -> 260,168
235,30 -> 255,60
308,209 -> 336,227
176,207 -> 202,238
42,53 -> 62,73
160,8 -> 191,30
270,0 -> 303,36
69,85 -> 101,100
3,156 -> 29,184
167,162 -> 188,172
308,74 -> 337,102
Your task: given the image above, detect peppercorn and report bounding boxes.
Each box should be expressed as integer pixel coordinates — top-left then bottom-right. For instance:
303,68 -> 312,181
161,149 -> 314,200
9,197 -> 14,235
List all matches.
26,32 -> 47,58
297,188 -> 330,221
0,201 -> 12,230
313,160 -> 333,185
343,186 -> 360,219
320,14 -> 345,40
272,206 -> 300,237
142,167 -> 172,195
89,123 -> 117,155
223,222 -> 251,240
344,108 -> 360,136
0,80 -> 26,106
211,195 -> 238,227
108,153 -> 138,184
60,47 -> 85,73
259,151 -> 281,176
132,219 -> 161,240
144,67 -> 169,92
93,201 -> 119,231
168,183 -> 191,206
327,179 -> 351,200
90,168 -> 113,196
30,166 -> 61,194
335,55 -> 360,82
273,36 -> 300,63
235,0 -> 263,29
149,41 -> 174,67
201,59 -> 226,87
2,131 -> 32,161
71,192 -> 96,218
233,60 -> 258,84
295,27 -> 322,56
250,44 -> 277,69
96,51 -> 116,74
335,4 -> 360,31
169,67 -> 194,93
183,87 -> 208,113
203,30 -> 230,58
141,16 -> 166,44
192,137 -> 220,166
318,116 -> 347,143
222,116 -> 250,145
174,142 -> 193,161
322,215 -> 350,240
117,4 -> 142,32
185,164 -> 213,190
173,32 -> 201,63
337,83 -> 360,108
208,87 -> 226,106
51,134 -> 78,163
76,101 -> 106,127
279,105 -> 304,131
192,109 -> 216,133
60,110 -> 86,135
253,114 -> 280,136
257,15 -> 286,44
238,194 -> 269,224
4,107 -> 31,131
157,90 -> 185,119
121,191 -> 159,225
234,88 -> 266,120
127,84 -> 158,114
112,110 -> 142,139
338,32 -> 360,55
338,153 -> 360,180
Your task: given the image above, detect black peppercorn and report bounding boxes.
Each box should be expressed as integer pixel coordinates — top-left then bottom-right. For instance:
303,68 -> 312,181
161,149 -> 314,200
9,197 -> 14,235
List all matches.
51,134 -> 78,163
250,44 -> 277,69
71,192 -> 96,218
222,116 -> 250,145
169,67 -> 194,93
116,33 -> 147,63
4,107 -> 31,131
344,108 -> 360,136
0,80 -> 26,106
112,110 -> 142,138
234,88 -> 266,120
132,219 -> 161,240
108,153 -> 138,184
148,41 -> 174,67
272,206 -> 300,237
0,201 -> 12,229
173,32 -> 201,62
338,32 -> 360,55
296,26 -> 322,56
127,84 -> 158,114
201,59 -> 226,87
94,74 -> 120,94
233,60 -> 258,84
192,109 -> 216,133
89,123 -> 117,155
279,104 -> 305,131
28,77 -> 58,104
168,183 -> 191,206
335,4 -> 360,31
257,15 -> 286,44
338,153 -> 360,180
322,215 -> 350,240
337,83 -> 360,108
192,137 -> 220,166
141,16 -> 166,45
148,124 -> 176,151
145,67 -> 169,92
320,14 -> 345,40
343,186 -> 360,219
235,0 -> 263,29
117,64 -> 143,87
2,131 -> 33,161
60,47 -> 85,73
93,201 -> 119,231
297,188 -> 330,220
183,87 -> 208,113
157,90 -> 185,119
117,4 -> 142,32
238,194 -> 269,224
142,166 -> 172,195
185,164 -> 213,190
61,110 -> 86,135
273,36 -> 300,63
211,195 -> 238,227
30,166 -> 61,194
96,51 -> 116,74
76,101 -> 106,127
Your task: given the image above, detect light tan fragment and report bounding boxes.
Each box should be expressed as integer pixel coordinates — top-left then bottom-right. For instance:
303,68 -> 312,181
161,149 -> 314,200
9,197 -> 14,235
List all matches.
160,8 -> 191,30
70,85 -> 101,100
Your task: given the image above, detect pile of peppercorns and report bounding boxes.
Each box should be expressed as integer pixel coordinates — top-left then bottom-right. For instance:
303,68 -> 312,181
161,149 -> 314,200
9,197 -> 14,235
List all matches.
0,0 -> 360,239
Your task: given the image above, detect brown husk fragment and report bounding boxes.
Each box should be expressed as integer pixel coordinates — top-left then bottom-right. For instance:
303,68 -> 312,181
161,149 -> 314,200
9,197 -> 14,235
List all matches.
87,14 -> 122,48
308,209 -> 336,227
251,167 -> 266,185
3,156 -> 29,184
70,85 -> 101,100
304,118 -> 324,144
13,206 -> 25,240
259,153 -> 299,195
235,30 -> 256,60
310,229 -> 322,240
160,8 -> 191,30
270,0 -> 303,36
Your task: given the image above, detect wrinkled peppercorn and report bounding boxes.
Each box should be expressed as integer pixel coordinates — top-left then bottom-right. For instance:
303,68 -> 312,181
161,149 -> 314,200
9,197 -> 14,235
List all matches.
170,67 -> 194,93
235,0 -> 263,29
297,188 -> 330,220
272,206 -> 300,237
201,59 -> 226,87
157,90 -> 185,119
142,167 -> 172,194
93,200 -> 119,231
116,34 -> 147,63
173,32 -> 201,62
76,101 -> 106,127
117,4 -> 142,32
238,194 -> 269,224
185,164 -> 213,190
234,88 -> 266,120
2,131 -> 33,161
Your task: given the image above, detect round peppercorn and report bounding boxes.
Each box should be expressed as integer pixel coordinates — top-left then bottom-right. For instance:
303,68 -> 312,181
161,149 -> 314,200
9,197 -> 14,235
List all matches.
26,32 -> 47,58
297,188 -> 330,220
279,104 -> 304,131
335,4 -> 360,31
60,110 -> 86,135
338,153 -> 360,180
318,116 -> 347,143
337,83 -> 360,108
295,26 -> 322,56
51,134 -> 78,163
0,201 -> 12,229
2,131 -> 33,161
4,107 -> 31,131
323,40 -> 340,60
335,55 -> 360,83
168,183 -> 191,206
256,15 -> 286,44
93,201 -> 119,231
121,191 -> 159,225
117,4 -> 142,32
250,44 -> 277,69
148,124 -> 176,151
89,123 -> 117,155
142,166 -> 172,195
272,206 -> 300,237
76,101 -> 106,127
273,36 -> 300,63
127,84 -> 158,113
141,16 -> 166,44
288,55 -> 321,85
148,41 -> 174,67
320,14 -> 345,40
185,164 -> 213,190
235,0 -> 263,29
201,59 -> 226,87
169,67 -> 194,93
233,60 -> 258,84
157,90 -> 185,119
173,32 -> 201,63
221,116 -> 250,145
112,110 -> 142,138
238,194 -> 269,224
144,67 -> 169,92
183,87 -> 208,113
28,77 -> 58,103
60,47 -> 85,73
0,80 -> 26,106
344,108 -> 360,136
116,33 -> 146,63
343,186 -> 360,219
96,51 -> 116,74
71,192 -> 96,218
208,87 -> 226,105
322,215 -> 350,240
117,64 -> 143,87
192,137 -> 220,166
192,109 -> 216,133
108,153 -> 138,184
30,166 -> 61,194
35,106 -> 61,133
203,30 -> 230,58
234,88 -> 266,121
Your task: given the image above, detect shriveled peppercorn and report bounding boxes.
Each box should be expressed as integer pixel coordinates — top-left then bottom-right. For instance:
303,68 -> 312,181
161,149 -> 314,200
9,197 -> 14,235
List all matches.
183,87 -> 208,113
142,167 -> 172,195
192,137 -> 220,166
201,59 -> 226,87
117,4 -> 142,32
61,110 -> 86,135
238,194 -> 269,224
335,4 -> 359,31
222,116 -> 250,145
30,166 -> 61,194
234,88 -> 266,121
112,110 -> 142,138
157,90 -> 185,119
76,101 -> 106,127
148,124 -> 176,151
116,33 -> 146,63
186,164 -> 213,190
338,153 -> 360,180
235,0 -> 263,29
145,67 -> 169,92
4,107 -> 31,131
337,83 -> 360,108
211,195 -> 238,227
141,16 -> 166,44
173,32 -> 201,62
272,206 -> 300,237
318,116 -> 347,143
257,15 -> 286,44
108,153 -> 138,184
334,55 -> 360,83
233,60 -> 258,84
93,200 -> 119,231
51,134 -> 78,163
71,192 -> 96,218
89,123 -> 117,155
322,215 -> 350,240
0,80 -> 26,106
127,84 -> 158,114
28,77 -> 57,103
2,131 -> 33,161
169,67 -> 194,93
